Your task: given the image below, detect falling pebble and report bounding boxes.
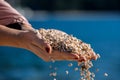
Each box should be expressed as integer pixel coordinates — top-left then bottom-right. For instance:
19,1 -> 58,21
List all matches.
81,77 -> 85,80
74,67 -> 79,71
96,69 -> 99,72
53,72 -> 57,77
91,72 -> 95,78
68,63 -> 73,67
97,54 -> 101,58
104,73 -> 108,77
65,70 -> 69,75
49,72 -> 57,77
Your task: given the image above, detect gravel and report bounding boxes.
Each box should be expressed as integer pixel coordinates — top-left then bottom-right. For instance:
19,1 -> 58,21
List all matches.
39,28 -> 99,80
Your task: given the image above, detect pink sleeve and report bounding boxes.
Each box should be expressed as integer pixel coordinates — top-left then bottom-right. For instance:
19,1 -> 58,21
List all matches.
0,0 -> 31,26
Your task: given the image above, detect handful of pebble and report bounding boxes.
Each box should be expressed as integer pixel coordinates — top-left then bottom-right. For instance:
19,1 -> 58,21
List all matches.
39,28 -> 99,61
39,28 -> 100,80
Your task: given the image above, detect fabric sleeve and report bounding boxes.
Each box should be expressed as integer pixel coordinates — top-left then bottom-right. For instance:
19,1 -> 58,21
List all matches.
0,0 -> 31,26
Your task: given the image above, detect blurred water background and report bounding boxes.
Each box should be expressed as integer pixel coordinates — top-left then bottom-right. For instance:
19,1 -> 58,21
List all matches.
0,0 -> 120,80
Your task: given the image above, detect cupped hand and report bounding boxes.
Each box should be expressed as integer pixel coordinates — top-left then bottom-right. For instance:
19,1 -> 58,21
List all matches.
17,26 -> 52,61
18,25 -> 80,62
18,29 -> 80,62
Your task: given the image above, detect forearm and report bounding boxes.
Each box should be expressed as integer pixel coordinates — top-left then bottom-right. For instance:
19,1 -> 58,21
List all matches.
0,25 -> 21,47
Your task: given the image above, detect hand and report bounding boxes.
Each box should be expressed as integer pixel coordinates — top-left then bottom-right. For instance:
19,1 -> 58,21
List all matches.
18,29 -> 79,62
16,25 -> 52,61
17,25 -> 79,61
16,25 -> 83,62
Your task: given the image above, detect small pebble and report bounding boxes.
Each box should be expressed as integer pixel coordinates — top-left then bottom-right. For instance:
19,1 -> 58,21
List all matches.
74,67 -> 79,71
53,72 -> 57,77
49,72 -> 57,77
97,54 -> 101,58
65,70 -> 69,75
104,73 -> 108,77
96,69 -> 99,72
68,63 -> 73,67
91,72 -> 95,78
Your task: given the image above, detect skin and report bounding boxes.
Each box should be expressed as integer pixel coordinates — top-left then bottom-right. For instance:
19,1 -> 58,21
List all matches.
0,24 -> 79,61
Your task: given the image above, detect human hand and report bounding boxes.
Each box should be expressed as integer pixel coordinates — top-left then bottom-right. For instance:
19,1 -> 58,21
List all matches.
18,26 -> 96,62
18,30 -> 79,62
16,25 -> 52,61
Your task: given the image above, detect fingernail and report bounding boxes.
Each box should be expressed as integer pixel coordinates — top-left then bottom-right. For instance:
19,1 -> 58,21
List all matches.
45,47 -> 50,53
45,45 -> 52,54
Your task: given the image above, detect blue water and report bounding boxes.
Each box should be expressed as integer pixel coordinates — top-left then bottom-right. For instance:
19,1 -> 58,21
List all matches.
0,13 -> 120,80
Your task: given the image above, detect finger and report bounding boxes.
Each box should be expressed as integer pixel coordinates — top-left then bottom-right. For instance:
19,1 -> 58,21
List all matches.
62,52 -> 79,60
49,50 -> 66,60
50,50 -> 79,61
